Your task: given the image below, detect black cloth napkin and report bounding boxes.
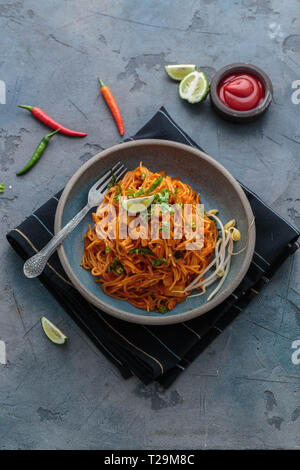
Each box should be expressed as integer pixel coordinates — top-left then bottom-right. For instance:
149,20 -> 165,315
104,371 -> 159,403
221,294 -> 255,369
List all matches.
7,107 -> 300,388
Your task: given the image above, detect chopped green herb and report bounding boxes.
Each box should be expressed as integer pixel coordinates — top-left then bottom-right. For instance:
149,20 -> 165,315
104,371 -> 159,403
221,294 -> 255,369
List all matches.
108,257 -> 118,272
105,245 -> 111,254
160,189 -> 170,203
115,265 -> 124,275
114,194 -> 121,202
107,171 -> 117,190
159,202 -> 170,214
152,258 -> 167,266
108,257 -> 124,274
113,183 -> 122,200
141,172 -> 146,180
158,305 -> 168,314
154,188 -> 169,204
191,221 -> 197,229
160,221 -> 170,234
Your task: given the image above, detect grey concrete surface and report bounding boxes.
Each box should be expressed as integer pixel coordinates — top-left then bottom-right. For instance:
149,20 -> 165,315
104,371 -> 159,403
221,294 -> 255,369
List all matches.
0,0 -> 300,450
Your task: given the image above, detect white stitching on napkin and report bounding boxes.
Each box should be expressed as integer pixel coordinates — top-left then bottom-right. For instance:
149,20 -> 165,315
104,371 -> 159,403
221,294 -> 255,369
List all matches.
0,340 -> 6,364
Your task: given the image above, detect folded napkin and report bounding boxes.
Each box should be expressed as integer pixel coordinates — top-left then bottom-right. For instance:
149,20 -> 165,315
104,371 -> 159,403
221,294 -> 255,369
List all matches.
7,107 -> 300,388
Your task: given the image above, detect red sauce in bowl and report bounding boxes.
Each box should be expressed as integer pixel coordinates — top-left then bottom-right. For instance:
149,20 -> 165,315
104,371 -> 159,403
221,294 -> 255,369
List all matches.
217,73 -> 265,111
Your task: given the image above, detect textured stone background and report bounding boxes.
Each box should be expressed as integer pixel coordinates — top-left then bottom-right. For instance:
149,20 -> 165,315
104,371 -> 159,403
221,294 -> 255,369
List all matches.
0,0 -> 300,450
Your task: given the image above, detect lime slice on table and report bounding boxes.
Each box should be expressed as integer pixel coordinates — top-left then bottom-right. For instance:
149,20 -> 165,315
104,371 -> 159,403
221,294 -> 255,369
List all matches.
41,316 -> 67,344
165,64 -> 197,81
122,195 -> 154,215
179,70 -> 210,103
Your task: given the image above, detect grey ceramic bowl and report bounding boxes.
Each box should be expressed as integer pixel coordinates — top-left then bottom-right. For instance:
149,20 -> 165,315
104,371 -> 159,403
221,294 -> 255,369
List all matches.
54,139 -> 255,325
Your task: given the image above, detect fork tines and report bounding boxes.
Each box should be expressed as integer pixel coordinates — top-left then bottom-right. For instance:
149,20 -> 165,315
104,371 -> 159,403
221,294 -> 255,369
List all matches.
91,162 -> 127,193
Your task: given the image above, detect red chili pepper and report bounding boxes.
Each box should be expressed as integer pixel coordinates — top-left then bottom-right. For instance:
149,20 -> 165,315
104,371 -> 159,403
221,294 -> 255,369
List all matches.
98,78 -> 124,136
18,105 -> 87,137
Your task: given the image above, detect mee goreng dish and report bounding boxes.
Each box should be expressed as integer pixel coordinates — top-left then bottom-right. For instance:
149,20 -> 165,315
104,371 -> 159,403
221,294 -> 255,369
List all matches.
81,163 -> 243,314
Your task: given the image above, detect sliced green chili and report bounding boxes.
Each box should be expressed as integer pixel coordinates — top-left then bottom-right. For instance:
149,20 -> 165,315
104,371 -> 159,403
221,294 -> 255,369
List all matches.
16,129 -> 60,176
126,188 -> 135,196
129,248 -> 154,255
0,184 -> 4,194
145,175 -> 162,195
152,258 -> 167,266
126,187 -> 144,198
134,187 -> 145,197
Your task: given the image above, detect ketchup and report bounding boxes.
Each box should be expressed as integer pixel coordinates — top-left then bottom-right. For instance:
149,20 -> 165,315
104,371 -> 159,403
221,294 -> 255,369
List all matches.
217,73 -> 265,111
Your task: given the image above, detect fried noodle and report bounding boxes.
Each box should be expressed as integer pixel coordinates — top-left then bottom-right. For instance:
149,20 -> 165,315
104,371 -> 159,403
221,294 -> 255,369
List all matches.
81,163 -> 218,313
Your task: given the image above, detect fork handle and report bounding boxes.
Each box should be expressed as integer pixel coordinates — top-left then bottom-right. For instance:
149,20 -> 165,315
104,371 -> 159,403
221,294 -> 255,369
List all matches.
23,204 -> 91,278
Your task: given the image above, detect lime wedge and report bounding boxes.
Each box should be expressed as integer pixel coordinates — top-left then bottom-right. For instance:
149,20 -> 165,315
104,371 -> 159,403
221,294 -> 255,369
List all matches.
179,70 -> 210,103
165,64 -> 197,81
122,195 -> 154,215
41,316 -> 67,344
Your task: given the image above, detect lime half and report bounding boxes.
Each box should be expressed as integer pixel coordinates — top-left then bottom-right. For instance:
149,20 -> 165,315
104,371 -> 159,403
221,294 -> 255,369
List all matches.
165,64 -> 197,81
179,70 -> 210,103
41,316 -> 67,344
122,195 -> 154,215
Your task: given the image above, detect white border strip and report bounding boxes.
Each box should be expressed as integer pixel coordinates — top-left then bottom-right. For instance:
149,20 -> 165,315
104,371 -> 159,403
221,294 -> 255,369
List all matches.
0,340 -> 6,364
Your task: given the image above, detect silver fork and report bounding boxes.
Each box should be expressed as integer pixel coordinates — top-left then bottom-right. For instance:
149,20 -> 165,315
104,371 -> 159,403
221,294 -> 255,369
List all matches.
23,161 -> 127,278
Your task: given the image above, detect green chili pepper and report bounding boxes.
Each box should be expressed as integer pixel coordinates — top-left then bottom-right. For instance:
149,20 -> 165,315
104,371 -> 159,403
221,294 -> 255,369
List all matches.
145,175 -> 162,195
141,172 -> 146,180
134,187 -> 145,197
127,187 -> 145,198
0,184 -> 4,194
16,129 -> 60,176
126,188 -> 135,196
